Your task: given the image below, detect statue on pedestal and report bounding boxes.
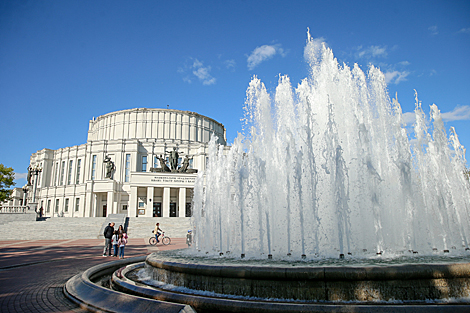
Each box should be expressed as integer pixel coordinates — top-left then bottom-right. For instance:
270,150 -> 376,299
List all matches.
103,155 -> 115,179
179,155 -> 192,173
166,147 -> 184,171
157,155 -> 171,172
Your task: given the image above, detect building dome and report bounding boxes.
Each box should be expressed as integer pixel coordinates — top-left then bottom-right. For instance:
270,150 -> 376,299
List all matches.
87,108 -> 226,145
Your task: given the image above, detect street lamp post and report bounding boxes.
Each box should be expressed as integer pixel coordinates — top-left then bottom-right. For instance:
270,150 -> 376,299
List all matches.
22,184 -> 28,207
28,163 -> 42,212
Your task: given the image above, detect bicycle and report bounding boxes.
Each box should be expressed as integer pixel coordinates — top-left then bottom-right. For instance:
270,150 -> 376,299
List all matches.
149,232 -> 171,245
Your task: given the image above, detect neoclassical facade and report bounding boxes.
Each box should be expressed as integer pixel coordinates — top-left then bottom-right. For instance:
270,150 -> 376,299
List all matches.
27,108 -> 228,218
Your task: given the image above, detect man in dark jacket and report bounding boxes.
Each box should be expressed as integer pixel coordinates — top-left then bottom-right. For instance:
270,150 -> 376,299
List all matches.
102,222 -> 115,257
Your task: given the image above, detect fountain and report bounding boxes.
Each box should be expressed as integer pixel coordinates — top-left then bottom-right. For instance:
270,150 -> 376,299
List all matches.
191,31 -> 470,260
66,32 -> 470,311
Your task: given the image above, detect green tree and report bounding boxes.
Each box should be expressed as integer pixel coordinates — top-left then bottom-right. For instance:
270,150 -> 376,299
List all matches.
465,168 -> 470,182
0,164 -> 15,202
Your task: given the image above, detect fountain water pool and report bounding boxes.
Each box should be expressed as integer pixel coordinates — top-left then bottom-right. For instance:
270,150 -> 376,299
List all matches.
190,31 -> 470,260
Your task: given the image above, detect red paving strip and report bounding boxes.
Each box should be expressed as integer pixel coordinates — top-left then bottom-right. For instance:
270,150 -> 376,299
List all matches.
0,238 -> 188,312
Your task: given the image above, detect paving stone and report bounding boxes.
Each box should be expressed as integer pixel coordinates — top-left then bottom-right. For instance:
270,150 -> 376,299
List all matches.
0,232 -> 187,312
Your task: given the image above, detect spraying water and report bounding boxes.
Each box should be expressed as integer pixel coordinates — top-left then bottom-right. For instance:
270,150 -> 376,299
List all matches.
191,31 -> 470,260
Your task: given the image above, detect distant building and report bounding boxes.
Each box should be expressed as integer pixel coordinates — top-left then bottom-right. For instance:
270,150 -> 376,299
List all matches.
27,108 -> 228,218
2,187 -> 25,207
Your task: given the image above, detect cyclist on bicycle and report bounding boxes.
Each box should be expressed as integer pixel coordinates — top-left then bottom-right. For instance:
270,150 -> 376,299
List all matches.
153,223 -> 163,243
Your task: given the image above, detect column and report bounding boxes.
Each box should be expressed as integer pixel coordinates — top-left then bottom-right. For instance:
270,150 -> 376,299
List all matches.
85,182 -> 94,217
129,186 -> 138,217
92,194 -> 98,217
115,192 -> 121,214
178,187 -> 186,217
107,191 -> 114,217
147,186 -> 154,217
162,187 -> 170,217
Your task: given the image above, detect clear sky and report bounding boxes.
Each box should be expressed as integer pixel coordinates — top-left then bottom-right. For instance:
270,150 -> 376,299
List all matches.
1,0 -> 469,188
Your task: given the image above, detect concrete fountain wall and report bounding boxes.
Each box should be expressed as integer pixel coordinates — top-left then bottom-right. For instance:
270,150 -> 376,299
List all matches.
144,253 -> 470,303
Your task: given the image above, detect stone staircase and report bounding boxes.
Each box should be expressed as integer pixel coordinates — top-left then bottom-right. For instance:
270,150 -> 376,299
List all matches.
0,216 -> 192,240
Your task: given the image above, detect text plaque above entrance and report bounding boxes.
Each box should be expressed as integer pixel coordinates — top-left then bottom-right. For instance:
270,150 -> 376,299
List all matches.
150,175 -> 196,184
131,172 -> 197,187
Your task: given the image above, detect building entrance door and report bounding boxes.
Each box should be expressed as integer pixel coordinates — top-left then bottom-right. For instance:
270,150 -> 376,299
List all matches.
102,205 -> 107,217
153,203 -> 162,217
185,203 -> 192,217
170,203 -> 177,217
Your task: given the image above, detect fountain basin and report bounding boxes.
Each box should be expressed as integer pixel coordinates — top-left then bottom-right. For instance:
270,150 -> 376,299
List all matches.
64,255 -> 195,313
130,251 -> 470,303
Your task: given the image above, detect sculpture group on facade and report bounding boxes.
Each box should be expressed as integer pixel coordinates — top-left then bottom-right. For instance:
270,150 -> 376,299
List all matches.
152,147 -> 197,173
102,148 -> 196,179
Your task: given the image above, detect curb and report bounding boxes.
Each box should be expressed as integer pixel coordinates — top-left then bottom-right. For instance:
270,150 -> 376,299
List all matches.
64,255 -> 195,313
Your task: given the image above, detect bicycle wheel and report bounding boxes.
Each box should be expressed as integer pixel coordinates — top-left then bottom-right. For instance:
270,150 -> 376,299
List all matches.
162,236 -> 171,245
149,237 -> 157,245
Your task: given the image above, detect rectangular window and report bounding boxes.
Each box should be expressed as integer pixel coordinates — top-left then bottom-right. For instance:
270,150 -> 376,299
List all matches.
64,198 -> 69,212
60,161 -> 65,185
125,154 -> 130,182
154,156 -> 158,168
142,156 -> 147,172
55,199 -> 59,213
47,199 -> 51,213
122,205 -> 128,211
55,162 -> 59,186
68,160 -> 73,185
189,158 -> 193,169
91,155 -> 97,180
76,159 -> 81,184
50,164 -> 55,187
75,198 -> 80,212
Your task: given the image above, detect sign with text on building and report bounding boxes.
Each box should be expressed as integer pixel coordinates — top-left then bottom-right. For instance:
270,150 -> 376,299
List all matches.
150,175 -> 196,184
131,172 -> 197,187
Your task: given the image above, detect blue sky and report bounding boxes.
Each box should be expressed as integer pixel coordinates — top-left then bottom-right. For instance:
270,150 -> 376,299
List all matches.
1,0 -> 469,188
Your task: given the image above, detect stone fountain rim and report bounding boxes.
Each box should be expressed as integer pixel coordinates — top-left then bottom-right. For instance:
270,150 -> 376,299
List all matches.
116,262 -> 470,312
146,251 -> 470,282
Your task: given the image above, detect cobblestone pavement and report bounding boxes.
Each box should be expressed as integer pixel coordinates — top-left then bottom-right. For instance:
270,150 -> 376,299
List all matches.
0,238 -> 187,312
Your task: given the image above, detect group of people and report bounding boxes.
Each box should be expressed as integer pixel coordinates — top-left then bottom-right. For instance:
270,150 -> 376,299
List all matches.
102,222 -> 193,259
103,222 -> 128,259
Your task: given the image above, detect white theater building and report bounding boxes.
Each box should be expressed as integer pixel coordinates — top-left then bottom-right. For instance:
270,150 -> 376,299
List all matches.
27,108 -> 228,218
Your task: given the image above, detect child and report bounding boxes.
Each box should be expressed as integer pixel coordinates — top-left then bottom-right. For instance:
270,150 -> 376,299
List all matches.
118,233 -> 128,259
112,230 -> 119,257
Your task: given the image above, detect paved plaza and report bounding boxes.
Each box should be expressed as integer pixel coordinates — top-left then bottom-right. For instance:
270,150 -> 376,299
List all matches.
0,237 -> 187,312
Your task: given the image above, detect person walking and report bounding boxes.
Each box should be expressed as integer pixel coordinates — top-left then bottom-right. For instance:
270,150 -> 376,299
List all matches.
118,233 -> 128,259
112,230 -> 119,257
186,229 -> 192,247
102,222 -> 115,257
